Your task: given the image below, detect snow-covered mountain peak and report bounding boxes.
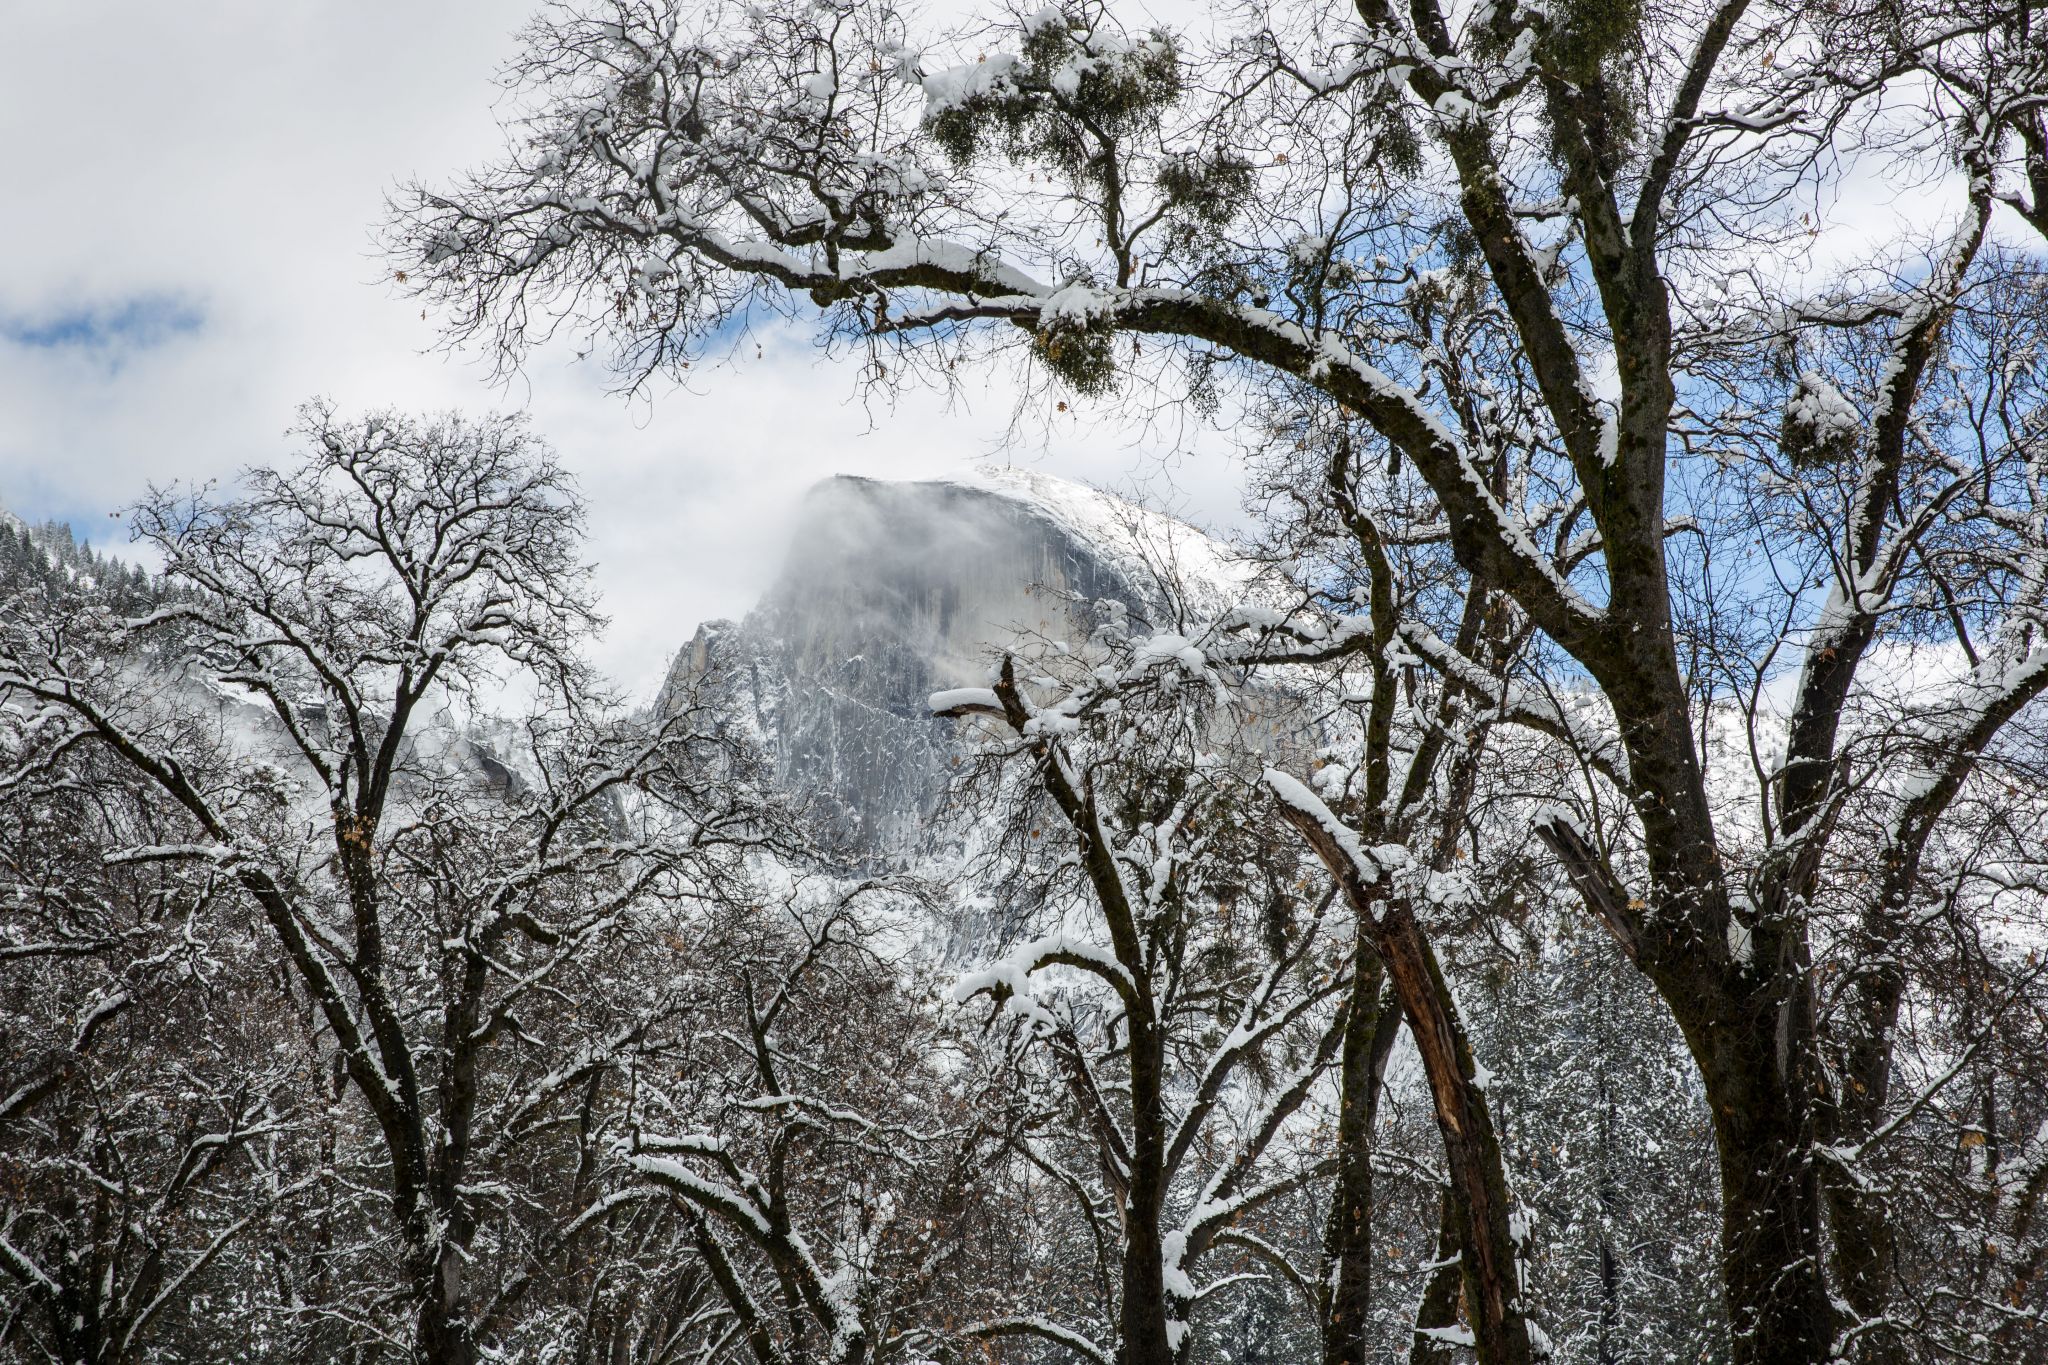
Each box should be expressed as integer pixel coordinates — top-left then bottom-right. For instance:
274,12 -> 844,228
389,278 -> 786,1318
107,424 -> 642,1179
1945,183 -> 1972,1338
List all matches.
943,463 -> 1258,615
662,470 -> 1257,855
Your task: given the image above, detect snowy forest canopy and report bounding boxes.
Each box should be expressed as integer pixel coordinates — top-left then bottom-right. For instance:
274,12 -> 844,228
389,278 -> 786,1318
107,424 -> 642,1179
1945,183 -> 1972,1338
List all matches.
6,1 -> 2048,1364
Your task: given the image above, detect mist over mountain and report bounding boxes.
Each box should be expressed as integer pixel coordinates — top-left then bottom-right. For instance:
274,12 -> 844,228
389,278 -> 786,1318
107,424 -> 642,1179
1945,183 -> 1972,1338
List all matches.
659,467 -> 1254,855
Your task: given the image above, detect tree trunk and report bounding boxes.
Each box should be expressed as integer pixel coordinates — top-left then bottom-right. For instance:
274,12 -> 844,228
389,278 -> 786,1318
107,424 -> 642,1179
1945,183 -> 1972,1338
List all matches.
1278,801 -> 1535,1365
1821,962 -> 1907,1365
416,1299 -> 480,1365
1567,680 -> 1842,1365
1378,905 -> 1534,1365
1119,1192 -> 1173,1365
1695,1010 -> 1836,1365
410,1208 -> 479,1365
1120,1019 -> 1174,1365
1323,964 -> 1402,1365
1595,1235 -> 1620,1365
415,1285 -> 479,1365
1411,1186 -> 1465,1365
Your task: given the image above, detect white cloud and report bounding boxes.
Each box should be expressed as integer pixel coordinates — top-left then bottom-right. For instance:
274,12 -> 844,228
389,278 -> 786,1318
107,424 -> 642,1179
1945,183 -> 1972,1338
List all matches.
0,1 -> 1242,699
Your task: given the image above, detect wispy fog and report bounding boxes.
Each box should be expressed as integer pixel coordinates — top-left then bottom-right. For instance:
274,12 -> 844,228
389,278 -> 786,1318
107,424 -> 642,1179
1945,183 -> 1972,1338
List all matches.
0,3 -> 1248,700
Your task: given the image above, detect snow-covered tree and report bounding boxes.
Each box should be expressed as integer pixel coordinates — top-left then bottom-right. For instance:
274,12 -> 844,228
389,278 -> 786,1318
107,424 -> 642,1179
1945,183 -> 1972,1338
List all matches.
0,406 -> 785,1364
621,873 -> 1035,1365
392,0 -> 2048,1357
933,608 -> 1352,1365
0,735 -> 316,1365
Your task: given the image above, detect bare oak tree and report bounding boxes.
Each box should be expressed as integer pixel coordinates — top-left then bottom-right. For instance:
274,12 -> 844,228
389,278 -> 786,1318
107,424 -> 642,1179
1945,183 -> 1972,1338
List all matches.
0,407 -> 780,1364
391,1 -> 2048,1359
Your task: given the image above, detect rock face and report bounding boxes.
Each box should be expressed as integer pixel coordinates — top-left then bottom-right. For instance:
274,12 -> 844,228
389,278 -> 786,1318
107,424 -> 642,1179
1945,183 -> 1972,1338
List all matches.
660,468 -> 1247,855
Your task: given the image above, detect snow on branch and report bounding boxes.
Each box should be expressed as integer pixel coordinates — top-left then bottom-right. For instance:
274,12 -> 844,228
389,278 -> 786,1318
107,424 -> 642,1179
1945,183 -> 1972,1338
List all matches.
1262,766 -> 1397,903
964,1317 -> 1112,1365
627,1150 -> 773,1237
1397,619 -> 1630,788
949,929 -> 1137,1025
928,686 -> 1002,717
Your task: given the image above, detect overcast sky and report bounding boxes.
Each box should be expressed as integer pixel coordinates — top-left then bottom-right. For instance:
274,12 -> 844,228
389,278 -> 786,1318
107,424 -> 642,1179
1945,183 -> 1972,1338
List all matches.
2,4 -> 1983,698
0,2 -> 1241,698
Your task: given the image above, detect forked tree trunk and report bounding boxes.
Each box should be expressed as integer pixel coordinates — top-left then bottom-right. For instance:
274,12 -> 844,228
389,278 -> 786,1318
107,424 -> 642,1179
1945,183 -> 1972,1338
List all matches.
1548,677 -> 1842,1365
1279,798 -> 1535,1365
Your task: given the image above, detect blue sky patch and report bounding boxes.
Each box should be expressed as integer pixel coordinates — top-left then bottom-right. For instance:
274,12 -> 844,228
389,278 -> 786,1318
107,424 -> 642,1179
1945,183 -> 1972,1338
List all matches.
1,293 -> 204,353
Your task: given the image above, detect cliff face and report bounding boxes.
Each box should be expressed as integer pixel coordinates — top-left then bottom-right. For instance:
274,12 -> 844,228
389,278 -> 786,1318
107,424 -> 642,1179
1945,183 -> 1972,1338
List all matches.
661,468 -> 1247,855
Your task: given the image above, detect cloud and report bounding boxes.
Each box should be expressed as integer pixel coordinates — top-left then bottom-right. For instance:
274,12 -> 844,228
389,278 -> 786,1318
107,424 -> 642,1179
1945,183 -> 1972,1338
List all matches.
0,1 -> 1254,703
